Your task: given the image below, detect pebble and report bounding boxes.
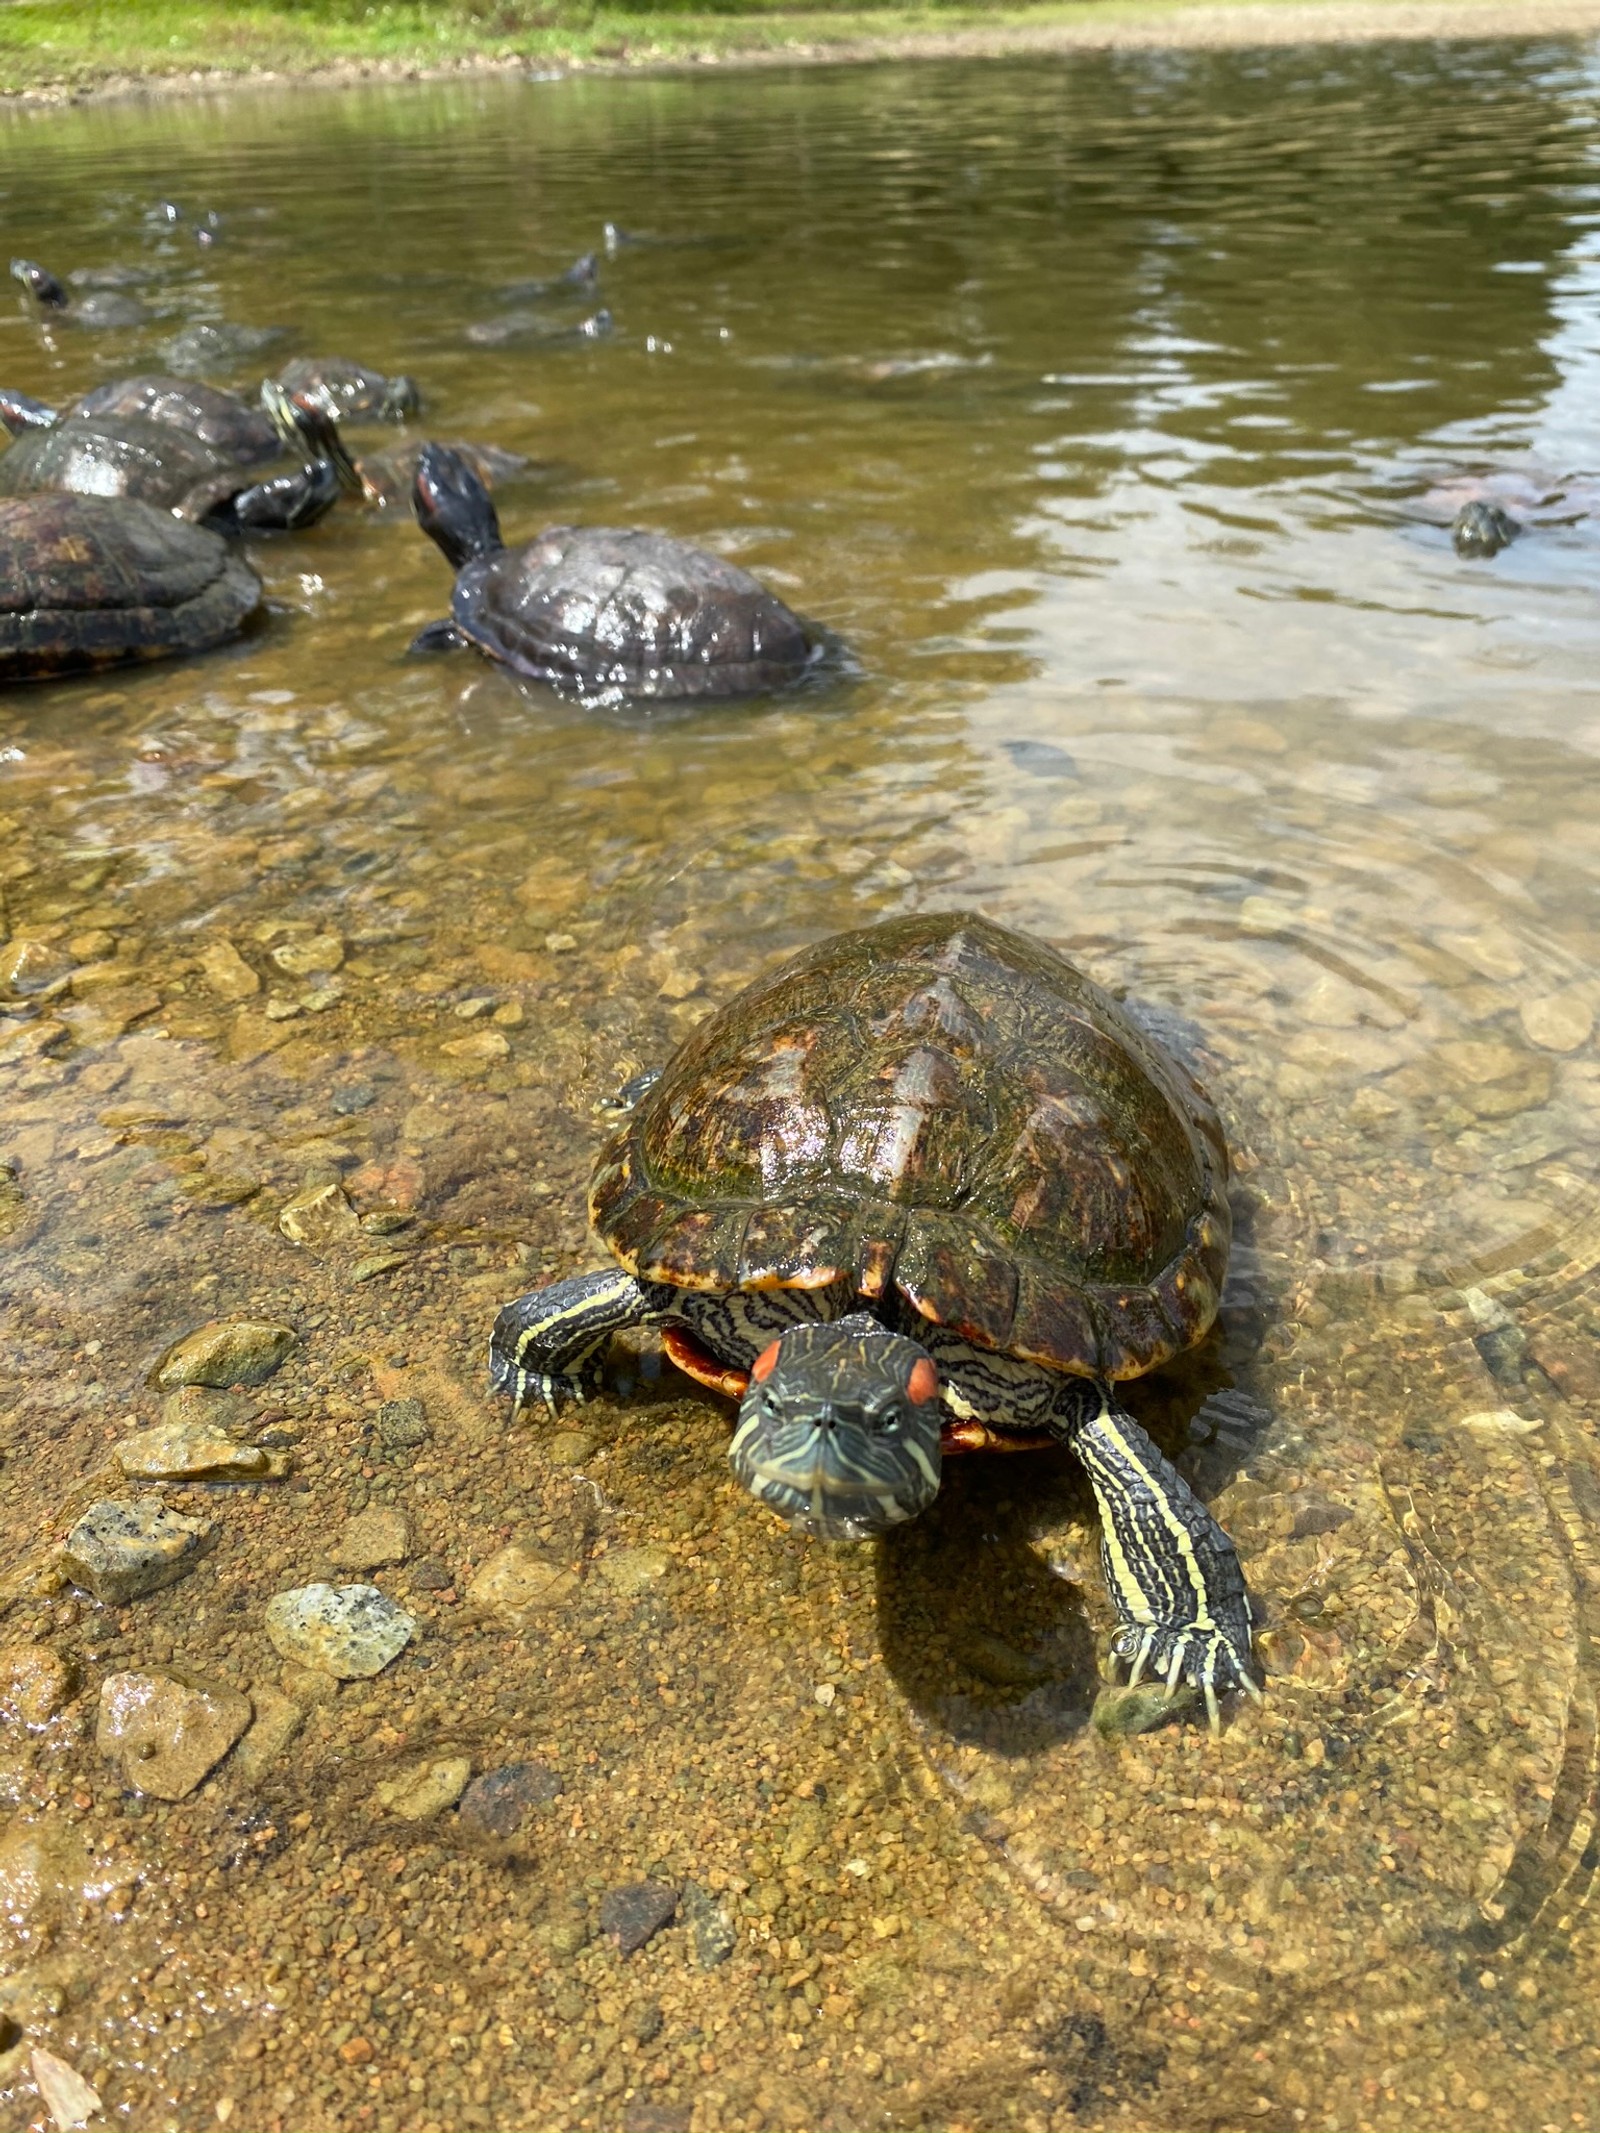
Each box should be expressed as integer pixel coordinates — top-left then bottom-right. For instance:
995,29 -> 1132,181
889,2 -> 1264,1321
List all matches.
457,1759 -> 565,1838
1460,1407 -> 1543,1435
594,1546 -> 672,1595
352,1250 -> 411,1282
377,1397 -> 430,1451
31,2046 -> 101,2132
161,1385 -> 253,1434
467,1544 -> 578,1624
96,1668 -> 252,1800
408,1558 -> 453,1591
1091,1680 -> 1199,1738
441,1028 -> 510,1064
199,940 -> 260,1001
155,1319 -> 296,1389
62,1496 -> 218,1604
278,1180 -> 359,1247
331,1506 -> 411,1569
547,1429 -> 596,1465
600,1880 -> 678,1955
271,933 -> 344,977
115,1418 -> 276,1482
264,1584 -> 416,1678
372,1755 -> 473,1821
1519,990 -> 1593,1053
0,1641 -> 74,1727
0,937 -> 72,997
231,1684 -> 306,1782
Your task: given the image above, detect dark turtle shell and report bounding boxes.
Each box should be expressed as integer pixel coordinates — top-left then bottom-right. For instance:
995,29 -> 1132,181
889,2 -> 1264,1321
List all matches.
590,912 -> 1231,1383
75,376 -> 281,464
453,524 -> 813,699
0,415 -> 227,512
0,495 -> 261,683
276,356 -> 420,421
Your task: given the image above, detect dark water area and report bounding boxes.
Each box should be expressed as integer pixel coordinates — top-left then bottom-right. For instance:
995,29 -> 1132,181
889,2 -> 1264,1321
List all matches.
3,39 -> 1600,2133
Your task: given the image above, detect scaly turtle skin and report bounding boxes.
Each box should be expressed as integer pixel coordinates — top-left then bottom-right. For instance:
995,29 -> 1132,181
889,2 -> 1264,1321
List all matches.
275,356 -> 421,422
410,442 -> 814,700
491,912 -> 1258,1726
0,494 -> 261,683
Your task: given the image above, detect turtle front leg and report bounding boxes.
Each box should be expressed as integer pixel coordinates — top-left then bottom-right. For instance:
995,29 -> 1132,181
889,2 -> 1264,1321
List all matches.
226,459 -> 342,534
489,1270 -> 667,1413
1053,1381 -> 1260,1732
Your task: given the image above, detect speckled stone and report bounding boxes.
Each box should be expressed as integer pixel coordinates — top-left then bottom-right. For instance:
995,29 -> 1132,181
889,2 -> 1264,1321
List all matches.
62,1496 -> 217,1604
96,1668 -> 252,1800
264,1583 -> 415,1679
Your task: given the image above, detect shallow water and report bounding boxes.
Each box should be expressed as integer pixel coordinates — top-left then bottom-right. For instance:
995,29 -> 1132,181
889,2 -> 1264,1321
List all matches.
3,37 -> 1600,2133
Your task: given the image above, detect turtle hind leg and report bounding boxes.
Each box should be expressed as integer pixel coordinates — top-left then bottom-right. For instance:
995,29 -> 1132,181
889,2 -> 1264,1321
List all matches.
1052,1380 -> 1260,1734
489,1269 -> 670,1414
409,618 -> 467,655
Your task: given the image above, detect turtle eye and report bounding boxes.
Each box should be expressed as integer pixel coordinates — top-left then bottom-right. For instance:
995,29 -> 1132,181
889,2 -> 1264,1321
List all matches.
907,1359 -> 939,1406
752,1339 -> 782,1383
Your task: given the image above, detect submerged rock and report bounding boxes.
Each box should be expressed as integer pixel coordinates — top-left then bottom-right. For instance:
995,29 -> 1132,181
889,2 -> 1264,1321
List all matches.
96,1668 -> 252,1799
278,1180 -> 358,1247
457,1759 -> 564,1838
0,1643 -> 73,1728
332,1506 -> 411,1569
373,1755 -> 472,1821
1091,1680 -> 1198,1739
264,1583 -> 415,1678
62,1496 -> 217,1604
155,1319 -> 296,1389
682,1880 -> 736,1970
467,1544 -> 577,1625
115,1418 -> 278,1482
601,1880 -> 678,1955
30,2046 -> 101,2132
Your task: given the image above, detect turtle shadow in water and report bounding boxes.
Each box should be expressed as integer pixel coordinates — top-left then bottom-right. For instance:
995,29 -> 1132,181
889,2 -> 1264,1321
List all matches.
874,1283 -> 1274,1758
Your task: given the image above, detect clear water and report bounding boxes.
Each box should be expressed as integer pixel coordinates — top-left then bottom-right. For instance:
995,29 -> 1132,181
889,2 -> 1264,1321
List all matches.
3,40 -> 1600,2131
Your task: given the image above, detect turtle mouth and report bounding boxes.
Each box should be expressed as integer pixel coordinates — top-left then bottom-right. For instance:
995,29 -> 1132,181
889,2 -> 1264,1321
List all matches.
729,1410 -> 942,1542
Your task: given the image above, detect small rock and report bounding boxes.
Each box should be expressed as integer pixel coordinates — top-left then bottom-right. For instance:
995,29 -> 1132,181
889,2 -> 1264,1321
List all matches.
547,1430 -> 595,1466
467,1544 -> 578,1624
271,933 -> 343,977
264,1584 -> 415,1679
408,1558 -> 453,1591
332,1507 -> 411,1569
115,1419 -> 272,1482
278,1180 -> 358,1248
352,1251 -> 411,1283
1460,1408 -> 1543,1436
63,1496 -> 217,1604
1288,1494 -> 1354,1540
1091,1680 -> 1198,1738
457,1760 -> 564,1838
681,1881 -> 736,1968
199,940 -> 260,1001
96,1668 -> 252,1800
0,1642 -> 73,1727
161,1385 -> 253,1434
441,1029 -> 510,1065
155,1319 -> 296,1389
627,2000 -> 664,2045
1520,991 -> 1593,1054
338,2037 -> 374,2068
0,938 -> 71,997
31,2046 -> 101,2132
373,1754 -> 472,1821
231,1684 -> 306,1782
782,1798 -> 829,1867
600,1880 -> 678,1954
377,1398 -> 430,1451
544,932 -> 578,954
594,1546 -> 671,1596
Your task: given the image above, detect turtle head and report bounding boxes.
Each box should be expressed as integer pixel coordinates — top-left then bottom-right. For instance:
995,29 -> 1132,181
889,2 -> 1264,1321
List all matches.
413,442 -> 503,570
729,1312 -> 943,1543
10,259 -> 68,310
260,381 -> 363,495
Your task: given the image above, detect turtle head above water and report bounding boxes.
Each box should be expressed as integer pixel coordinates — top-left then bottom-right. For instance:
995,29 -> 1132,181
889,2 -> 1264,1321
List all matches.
413,440 -> 504,569
729,1311 -> 943,1542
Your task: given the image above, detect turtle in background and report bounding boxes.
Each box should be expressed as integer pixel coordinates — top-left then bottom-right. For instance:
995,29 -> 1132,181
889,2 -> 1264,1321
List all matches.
0,384 -> 361,535
1452,501 -> 1519,559
1,375 -> 284,464
10,257 -> 147,330
160,321 -> 288,377
409,442 -> 814,701
0,494 -> 260,684
490,912 -> 1259,1728
351,437 -> 528,510
275,356 -> 421,422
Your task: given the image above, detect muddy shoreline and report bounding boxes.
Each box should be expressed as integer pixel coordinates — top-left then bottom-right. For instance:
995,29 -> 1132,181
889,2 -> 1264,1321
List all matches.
5,0 -> 1600,108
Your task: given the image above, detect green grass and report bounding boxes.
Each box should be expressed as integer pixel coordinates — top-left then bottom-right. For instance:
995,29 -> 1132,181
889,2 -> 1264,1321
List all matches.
0,0 -> 1513,96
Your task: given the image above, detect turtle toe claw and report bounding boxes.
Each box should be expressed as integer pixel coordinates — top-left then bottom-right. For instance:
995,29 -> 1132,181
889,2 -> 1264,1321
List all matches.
1110,1620 -> 1260,1728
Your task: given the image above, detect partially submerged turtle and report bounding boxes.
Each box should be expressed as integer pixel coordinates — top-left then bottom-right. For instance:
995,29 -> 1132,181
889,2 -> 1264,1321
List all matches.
275,356 -> 421,422
0,385 -> 359,534
410,442 -> 814,700
10,257 -> 146,330
0,494 -> 261,684
352,437 -> 528,510
492,911 -> 1258,1723
1,375 -> 283,464
159,321 -> 287,377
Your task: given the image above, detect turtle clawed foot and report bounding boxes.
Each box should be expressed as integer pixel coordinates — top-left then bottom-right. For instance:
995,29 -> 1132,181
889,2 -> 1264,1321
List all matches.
1112,1622 -> 1262,1735
487,1344 -> 598,1418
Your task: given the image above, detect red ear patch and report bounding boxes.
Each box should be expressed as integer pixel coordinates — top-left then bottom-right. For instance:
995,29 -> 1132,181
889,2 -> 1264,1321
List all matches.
907,1358 -> 939,1405
752,1339 -> 782,1383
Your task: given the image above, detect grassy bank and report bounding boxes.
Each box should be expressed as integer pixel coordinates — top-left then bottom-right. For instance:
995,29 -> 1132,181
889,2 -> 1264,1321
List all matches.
1,0 -> 1593,97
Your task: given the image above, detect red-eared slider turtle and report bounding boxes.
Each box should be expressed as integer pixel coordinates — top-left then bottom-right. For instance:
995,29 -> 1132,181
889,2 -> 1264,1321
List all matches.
10,257 -> 146,329
492,911 -> 1258,1723
159,321 -> 287,377
275,356 -> 421,422
1,375 -> 283,464
410,442 -> 814,700
0,494 -> 261,683
0,386 -> 359,534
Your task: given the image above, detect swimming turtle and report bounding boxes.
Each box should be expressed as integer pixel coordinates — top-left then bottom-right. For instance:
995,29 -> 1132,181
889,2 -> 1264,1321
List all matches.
275,356 -> 421,422
465,307 -> 612,349
0,386 -> 359,534
0,375 -> 283,464
491,911 -> 1258,1724
0,494 -> 261,684
410,442 -> 814,700
1452,501 -> 1519,559
160,321 -> 287,377
10,258 -> 147,330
